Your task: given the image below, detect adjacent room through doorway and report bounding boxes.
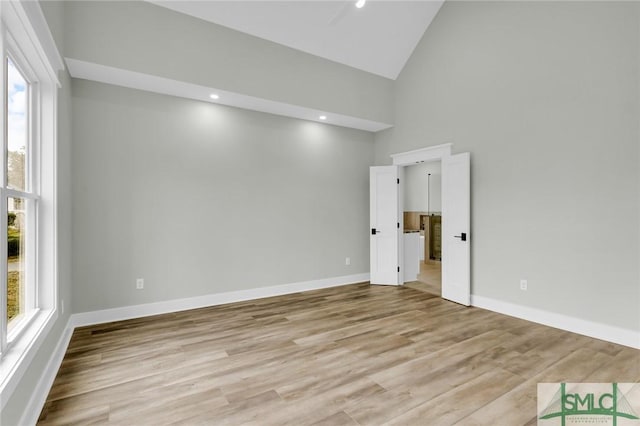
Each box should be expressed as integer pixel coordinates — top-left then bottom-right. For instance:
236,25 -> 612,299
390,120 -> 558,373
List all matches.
402,161 -> 442,296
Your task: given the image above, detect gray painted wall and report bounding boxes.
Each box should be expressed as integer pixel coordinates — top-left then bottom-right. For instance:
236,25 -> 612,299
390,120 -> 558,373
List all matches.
62,1 -> 394,125
71,80 -> 373,313
375,1 -> 640,331
1,2 -> 74,424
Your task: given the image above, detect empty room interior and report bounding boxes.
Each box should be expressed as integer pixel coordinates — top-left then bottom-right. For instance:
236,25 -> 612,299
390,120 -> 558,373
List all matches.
1,0 -> 639,424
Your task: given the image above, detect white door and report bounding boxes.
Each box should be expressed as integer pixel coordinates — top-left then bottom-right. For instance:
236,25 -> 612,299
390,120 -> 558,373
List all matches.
441,153 -> 471,305
370,166 -> 401,285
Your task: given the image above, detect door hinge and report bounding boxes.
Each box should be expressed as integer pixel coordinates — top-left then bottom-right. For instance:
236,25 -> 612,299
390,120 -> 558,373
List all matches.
397,222 -> 399,229
397,266 -> 400,272
397,178 -> 400,184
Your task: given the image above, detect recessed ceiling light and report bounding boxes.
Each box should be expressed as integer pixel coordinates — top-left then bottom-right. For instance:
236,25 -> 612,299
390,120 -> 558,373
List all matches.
319,115 -> 327,120
209,93 -> 219,100
355,0 -> 366,8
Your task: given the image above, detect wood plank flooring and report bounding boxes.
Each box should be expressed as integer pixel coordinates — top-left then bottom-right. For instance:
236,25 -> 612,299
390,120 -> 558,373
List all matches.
38,283 -> 639,425
406,260 -> 441,296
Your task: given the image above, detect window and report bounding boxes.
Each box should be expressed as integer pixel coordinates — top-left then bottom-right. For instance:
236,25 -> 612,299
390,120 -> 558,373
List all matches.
4,54 -> 37,341
0,0 -> 62,408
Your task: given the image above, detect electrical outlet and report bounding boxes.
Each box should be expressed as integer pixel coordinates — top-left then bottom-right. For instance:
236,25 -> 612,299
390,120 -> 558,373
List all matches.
520,279 -> 528,291
136,278 -> 144,289
345,257 -> 351,266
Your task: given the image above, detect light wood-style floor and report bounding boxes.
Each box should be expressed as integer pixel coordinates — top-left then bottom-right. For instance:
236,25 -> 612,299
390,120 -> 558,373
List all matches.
38,283 -> 639,425
406,260 -> 441,296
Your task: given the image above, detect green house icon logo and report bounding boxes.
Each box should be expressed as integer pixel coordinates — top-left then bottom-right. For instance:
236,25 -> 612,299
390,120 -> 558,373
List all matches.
539,383 -> 640,425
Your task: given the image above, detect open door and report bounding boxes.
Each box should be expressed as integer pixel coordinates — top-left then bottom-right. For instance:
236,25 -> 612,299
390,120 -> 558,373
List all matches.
441,153 -> 471,305
369,166 -> 401,285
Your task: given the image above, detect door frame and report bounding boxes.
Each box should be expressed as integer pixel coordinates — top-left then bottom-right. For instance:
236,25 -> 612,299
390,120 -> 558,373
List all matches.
390,143 -> 453,285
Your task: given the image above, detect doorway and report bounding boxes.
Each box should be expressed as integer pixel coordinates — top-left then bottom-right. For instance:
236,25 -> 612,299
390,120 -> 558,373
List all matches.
402,161 -> 442,297
370,143 -> 471,306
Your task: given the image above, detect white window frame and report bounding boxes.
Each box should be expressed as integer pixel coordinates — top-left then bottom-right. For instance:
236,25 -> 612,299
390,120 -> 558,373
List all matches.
3,40 -> 41,345
0,0 -> 62,412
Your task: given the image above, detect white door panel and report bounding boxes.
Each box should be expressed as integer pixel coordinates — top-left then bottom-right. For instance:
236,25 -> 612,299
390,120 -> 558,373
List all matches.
370,166 -> 400,285
441,153 -> 471,305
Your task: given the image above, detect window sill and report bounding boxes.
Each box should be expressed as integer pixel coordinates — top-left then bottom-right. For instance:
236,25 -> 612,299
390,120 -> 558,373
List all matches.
7,309 -> 39,343
0,307 -> 57,410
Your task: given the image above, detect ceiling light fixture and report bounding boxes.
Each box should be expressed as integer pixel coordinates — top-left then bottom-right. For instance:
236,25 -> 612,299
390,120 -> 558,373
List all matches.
355,0 -> 366,8
319,115 -> 327,120
209,93 -> 219,100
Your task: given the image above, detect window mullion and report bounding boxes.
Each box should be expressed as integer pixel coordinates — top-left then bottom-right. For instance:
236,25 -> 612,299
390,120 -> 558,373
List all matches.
0,192 -> 7,355
0,20 -> 6,357
1,23 -> 6,191
24,197 -> 35,312
29,81 -> 39,196
4,188 -> 37,200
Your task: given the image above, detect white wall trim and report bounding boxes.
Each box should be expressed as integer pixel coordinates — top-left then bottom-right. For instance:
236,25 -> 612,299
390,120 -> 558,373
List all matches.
65,58 -> 392,133
0,310 -> 57,413
3,0 -> 63,87
19,0 -> 64,74
471,294 -> 640,350
71,273 -> 370,328
19,317 -> 73,426
391,142 -> 452,165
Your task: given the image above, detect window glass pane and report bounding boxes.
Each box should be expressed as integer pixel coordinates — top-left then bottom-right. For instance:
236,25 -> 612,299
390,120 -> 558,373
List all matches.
7,197 -> 26,329
7,57 -> 28,191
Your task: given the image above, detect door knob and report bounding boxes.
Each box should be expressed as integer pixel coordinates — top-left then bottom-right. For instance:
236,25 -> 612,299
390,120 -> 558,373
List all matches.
454,232 -> 467,241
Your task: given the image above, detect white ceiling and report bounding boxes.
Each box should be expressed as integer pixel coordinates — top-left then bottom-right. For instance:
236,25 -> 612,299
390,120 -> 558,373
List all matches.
148,0 -> 444,80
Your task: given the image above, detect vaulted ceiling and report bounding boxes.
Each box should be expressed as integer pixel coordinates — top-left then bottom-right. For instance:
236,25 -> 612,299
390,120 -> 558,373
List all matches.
148,1 -> 444,80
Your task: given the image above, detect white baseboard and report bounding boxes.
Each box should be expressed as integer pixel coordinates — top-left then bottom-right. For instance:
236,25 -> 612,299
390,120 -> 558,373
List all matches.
19,317 -> 74,426
471,295 -> 640,349
71,273 -> 370,328
23,277 -> 637,426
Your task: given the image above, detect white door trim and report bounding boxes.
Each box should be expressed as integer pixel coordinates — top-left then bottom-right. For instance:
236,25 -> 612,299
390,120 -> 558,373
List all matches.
391,143 -> 452,165
389,143 -> 470,304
